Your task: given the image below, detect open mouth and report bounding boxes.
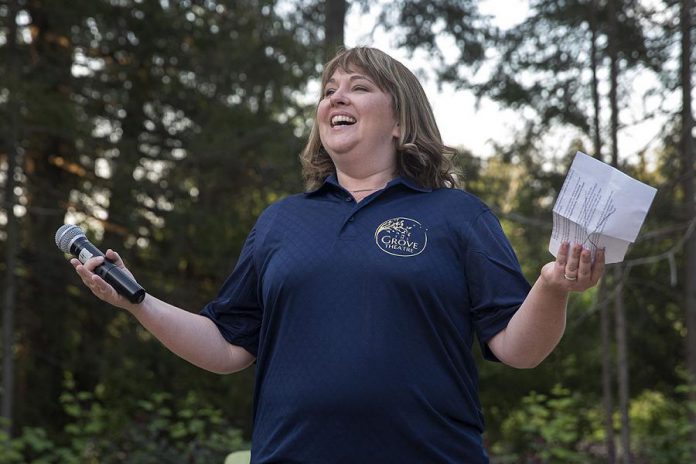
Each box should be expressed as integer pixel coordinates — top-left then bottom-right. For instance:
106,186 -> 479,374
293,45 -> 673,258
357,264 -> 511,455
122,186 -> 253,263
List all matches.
330,115 -> 357,127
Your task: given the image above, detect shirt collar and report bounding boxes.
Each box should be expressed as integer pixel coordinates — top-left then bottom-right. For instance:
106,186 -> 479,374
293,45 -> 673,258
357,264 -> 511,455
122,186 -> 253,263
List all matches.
304,174 -> 432,197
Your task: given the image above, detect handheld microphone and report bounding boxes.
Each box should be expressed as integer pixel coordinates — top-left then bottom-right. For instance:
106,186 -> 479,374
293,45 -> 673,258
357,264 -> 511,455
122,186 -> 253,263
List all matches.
55,224 -> 146,304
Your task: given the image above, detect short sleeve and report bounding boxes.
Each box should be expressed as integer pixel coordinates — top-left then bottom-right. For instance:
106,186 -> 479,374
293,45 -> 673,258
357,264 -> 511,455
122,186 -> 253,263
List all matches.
200,227 -> 262,357
465,210 -> 531,361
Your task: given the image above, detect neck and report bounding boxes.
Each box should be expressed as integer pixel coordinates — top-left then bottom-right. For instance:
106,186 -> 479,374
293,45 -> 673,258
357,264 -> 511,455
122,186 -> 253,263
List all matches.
336,167 -> 396,194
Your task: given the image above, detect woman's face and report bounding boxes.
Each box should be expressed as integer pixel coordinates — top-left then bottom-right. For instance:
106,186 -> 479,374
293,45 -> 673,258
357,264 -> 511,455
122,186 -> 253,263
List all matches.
317,68 -> 400,164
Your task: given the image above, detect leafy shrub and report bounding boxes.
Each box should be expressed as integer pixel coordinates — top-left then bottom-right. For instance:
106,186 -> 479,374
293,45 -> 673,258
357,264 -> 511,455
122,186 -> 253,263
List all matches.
629,386 -> 696,464
0,374 -> 248,464
490,384 -> 605,464
490,382 -> 696,464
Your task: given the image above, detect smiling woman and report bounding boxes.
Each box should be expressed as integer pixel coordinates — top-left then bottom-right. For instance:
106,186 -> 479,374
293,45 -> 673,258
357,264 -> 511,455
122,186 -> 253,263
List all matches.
315,69 -> 400,188
68,46 -> 605,464
300,47 -> 459,195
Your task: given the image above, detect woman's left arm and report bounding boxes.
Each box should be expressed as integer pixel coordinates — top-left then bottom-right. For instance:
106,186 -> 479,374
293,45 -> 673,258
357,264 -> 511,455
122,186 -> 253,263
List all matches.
487,241 -> 605,368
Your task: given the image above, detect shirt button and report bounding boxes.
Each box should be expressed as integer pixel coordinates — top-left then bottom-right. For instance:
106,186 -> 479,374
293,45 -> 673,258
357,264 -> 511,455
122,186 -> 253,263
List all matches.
348,216 -> 355,222
345,196 -> 352,202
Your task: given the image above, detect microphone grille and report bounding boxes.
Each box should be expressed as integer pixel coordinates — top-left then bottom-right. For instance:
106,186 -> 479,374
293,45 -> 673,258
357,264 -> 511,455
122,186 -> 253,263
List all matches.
55,224 -> 85,253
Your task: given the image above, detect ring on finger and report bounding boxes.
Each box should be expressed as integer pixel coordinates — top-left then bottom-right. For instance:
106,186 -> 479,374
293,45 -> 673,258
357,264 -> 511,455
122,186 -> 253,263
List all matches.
564,274 -> 578,281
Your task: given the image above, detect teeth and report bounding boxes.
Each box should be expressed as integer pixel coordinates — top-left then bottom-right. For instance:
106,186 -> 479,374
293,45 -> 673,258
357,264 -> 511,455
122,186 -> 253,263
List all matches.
331,115 -> 356,126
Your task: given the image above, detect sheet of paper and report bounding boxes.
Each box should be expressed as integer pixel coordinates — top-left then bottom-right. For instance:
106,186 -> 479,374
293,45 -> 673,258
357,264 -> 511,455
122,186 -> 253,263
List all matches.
549,151 -> 657,264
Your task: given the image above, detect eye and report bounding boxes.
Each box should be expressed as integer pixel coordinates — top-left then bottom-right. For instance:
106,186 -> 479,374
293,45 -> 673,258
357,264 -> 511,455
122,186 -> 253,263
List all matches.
352,86 -> 368,92
323,88 -> 336,97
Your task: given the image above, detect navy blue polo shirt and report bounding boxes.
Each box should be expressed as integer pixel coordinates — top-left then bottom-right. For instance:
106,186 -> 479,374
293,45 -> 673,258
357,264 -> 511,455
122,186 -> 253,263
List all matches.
201,175 -> 531,463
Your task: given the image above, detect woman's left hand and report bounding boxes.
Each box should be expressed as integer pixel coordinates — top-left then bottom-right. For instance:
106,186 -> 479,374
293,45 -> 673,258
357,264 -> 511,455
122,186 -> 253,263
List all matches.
540,241 -> 605,292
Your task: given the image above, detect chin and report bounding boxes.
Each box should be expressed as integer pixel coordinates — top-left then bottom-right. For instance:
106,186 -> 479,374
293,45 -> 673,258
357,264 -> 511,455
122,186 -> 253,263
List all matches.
323,143 -> 360,157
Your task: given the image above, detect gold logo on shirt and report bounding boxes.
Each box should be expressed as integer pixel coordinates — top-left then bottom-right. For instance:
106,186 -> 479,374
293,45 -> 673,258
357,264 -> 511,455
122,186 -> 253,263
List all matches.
375,217 -> 427,257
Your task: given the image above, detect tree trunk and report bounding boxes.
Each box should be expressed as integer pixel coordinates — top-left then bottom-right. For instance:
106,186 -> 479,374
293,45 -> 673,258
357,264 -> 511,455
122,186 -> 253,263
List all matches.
13,0 -> 79,430
590,3 -> 616,460
590,1 -> 603,164
614,266 -> 631,464
680,0 -> 696,455
608,0 -> 631,461
1,0 -> 21,436
608,0 -> 619,170
324,0 -> 347,62
599,279 -> 617,463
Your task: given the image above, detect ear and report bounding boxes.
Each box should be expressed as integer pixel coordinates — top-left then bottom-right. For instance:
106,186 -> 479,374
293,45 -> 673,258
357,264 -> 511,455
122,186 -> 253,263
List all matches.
392,120 -> 401,139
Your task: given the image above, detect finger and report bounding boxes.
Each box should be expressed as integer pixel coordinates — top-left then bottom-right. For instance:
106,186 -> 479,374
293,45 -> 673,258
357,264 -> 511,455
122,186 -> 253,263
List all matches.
89,274 -> 117,300
105,249 -> 125,267
71,259 -> 114,299
82,255 -> 105,272
74,258 -> 104,290
74,260 -> 96,280
563,244 -> 582,279
591,248 -> 606,283
567,244 -> 582,271
556,241 -> 570,268
91,274 -> 112,293
577,248 -> 593,281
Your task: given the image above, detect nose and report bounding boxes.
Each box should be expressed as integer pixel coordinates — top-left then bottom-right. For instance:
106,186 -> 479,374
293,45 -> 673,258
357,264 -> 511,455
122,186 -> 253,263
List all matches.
329,87 -> 349,106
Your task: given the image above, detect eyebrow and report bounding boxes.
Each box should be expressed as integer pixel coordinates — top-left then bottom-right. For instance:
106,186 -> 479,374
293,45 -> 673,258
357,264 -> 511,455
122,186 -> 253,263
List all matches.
325,74 -> 374,86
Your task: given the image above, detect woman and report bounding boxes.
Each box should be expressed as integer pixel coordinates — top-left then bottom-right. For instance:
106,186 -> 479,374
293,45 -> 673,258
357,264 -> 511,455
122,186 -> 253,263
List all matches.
72,47 -> 604,463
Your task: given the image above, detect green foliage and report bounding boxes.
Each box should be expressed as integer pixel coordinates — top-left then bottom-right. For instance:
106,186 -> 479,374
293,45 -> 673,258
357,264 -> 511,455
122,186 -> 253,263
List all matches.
0,375 -> 247,464
377,0 -> 492,75
630,385 -> 696,464
1,0 -> 318,438
491,384 -> 602,463
489,382 -> 696,464
468,0 -> 673,159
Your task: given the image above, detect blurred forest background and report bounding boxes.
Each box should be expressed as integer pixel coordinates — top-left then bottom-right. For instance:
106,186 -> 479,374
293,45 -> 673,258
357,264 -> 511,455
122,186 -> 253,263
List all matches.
0,0 -> 694,462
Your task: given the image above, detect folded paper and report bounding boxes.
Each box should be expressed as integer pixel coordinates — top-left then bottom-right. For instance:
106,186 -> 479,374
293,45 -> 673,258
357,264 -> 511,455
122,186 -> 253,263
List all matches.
550,151 -> 657,264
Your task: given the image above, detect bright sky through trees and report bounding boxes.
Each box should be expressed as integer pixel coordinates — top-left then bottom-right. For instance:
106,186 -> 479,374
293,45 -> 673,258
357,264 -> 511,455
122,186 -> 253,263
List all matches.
346,0 -> 668,162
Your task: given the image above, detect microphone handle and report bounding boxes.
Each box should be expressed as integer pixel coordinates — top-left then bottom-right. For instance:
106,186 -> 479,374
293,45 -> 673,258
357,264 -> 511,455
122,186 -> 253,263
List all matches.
95,261 -> 146,304
71,238 -> 146,304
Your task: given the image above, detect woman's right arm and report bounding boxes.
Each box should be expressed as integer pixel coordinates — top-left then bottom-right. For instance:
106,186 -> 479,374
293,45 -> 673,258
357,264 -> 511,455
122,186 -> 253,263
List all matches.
71,250 -> 256,374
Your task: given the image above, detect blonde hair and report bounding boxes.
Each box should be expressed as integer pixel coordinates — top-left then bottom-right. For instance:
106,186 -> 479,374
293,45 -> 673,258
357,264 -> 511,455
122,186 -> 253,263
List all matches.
300,47 -> 459,190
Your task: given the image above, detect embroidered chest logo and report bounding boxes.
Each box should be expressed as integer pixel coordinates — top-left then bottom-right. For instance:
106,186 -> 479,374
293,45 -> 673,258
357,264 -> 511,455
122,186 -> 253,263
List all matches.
374,217 -> 428,257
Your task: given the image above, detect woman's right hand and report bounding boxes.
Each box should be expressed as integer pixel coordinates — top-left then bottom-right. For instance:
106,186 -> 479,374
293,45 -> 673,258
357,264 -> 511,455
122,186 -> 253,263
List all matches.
71,248 -> 141,311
